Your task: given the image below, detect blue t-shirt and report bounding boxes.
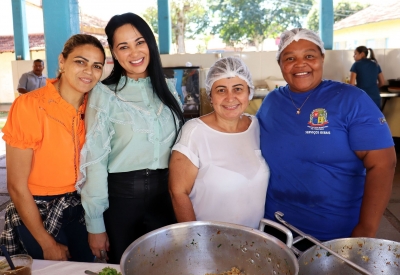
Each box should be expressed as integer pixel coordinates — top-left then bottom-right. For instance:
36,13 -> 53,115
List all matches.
256,80 -> 393,240
350,58 -> 382,106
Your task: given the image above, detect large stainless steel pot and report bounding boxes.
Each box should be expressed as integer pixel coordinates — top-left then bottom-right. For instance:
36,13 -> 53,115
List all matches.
298,238 -> 400,275
120,220 -> 299,275
274,211 -> 400,274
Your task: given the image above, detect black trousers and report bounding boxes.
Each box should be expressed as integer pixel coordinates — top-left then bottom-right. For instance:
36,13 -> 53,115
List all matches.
104,169 -> 176,264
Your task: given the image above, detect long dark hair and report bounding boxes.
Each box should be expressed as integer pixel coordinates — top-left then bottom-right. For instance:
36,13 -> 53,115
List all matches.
355,46 -> 378,63
102,12 -> 184,137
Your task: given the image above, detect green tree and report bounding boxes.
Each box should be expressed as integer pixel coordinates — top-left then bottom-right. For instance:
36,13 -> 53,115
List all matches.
142,0 -> 208,53
142,6 -> 158,33
207,0 -> 313,50
307,1 -> 368,32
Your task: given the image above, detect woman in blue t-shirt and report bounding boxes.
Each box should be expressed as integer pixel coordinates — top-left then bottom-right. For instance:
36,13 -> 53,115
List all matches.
257,28 -> 396,247
350,46 -> 385,107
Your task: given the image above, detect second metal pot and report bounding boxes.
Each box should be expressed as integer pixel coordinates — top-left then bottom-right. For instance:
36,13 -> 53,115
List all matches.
297,238 -> 400,274
274,211 -> 400,274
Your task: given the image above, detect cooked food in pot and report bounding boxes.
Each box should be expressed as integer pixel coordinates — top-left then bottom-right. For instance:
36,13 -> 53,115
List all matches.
206,267 -> 245,275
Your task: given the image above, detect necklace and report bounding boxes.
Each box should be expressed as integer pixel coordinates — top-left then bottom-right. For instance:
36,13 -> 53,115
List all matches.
288,90 -> 315,115
57,77 -> 84,108
56,78 -> 61,95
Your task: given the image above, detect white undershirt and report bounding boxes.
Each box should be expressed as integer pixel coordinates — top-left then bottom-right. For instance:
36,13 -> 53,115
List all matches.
172,115 -> 270,228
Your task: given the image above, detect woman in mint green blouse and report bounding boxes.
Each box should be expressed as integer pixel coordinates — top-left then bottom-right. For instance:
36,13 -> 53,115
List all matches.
77,13 -> 185,264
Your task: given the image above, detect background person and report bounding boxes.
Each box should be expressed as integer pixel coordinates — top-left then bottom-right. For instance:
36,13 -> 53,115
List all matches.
0,34 -> 105,261
17,59 -> 47,95
169,56 -> 270,229
257,28 -> 396,245
78,12 -> 185,264
350,46 -> 385,108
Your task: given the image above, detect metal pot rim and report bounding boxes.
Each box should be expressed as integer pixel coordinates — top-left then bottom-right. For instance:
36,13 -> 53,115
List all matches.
303,237 -> 399,249
121,220 -> 299,267
298,237 -> 400,260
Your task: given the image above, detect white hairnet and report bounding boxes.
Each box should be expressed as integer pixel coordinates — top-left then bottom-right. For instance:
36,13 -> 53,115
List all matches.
276,28 -> 325,61
206,56 -> 254,100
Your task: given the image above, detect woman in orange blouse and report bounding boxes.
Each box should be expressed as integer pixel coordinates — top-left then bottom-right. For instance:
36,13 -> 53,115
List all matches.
0,34 -> 105,262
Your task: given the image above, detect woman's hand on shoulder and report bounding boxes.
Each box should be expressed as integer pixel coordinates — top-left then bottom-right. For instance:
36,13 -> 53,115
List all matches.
88,232 -> 110,260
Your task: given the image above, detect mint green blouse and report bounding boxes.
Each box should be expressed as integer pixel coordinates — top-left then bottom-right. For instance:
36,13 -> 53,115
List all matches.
77,77 -> 182,233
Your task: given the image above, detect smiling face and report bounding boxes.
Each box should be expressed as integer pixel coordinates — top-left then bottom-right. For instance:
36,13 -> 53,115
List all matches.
59,44 -> 104,96
112,24 -> 150,80
279,39 -> 324,93
210,76 -> 250,121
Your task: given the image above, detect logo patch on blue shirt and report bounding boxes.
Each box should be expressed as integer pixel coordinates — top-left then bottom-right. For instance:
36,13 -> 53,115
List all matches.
305,108 -> 330,135
379,117 -> 387,124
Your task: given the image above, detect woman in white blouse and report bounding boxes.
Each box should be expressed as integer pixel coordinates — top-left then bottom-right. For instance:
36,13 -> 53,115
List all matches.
78,13 -> 185,264
169,57 -> 270,229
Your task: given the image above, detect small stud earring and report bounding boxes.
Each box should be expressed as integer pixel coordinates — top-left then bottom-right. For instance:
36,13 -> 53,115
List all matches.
59,68 -> 64,73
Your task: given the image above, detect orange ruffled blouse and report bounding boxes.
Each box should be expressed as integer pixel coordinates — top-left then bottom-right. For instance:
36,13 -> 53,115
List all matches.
2,79 -> 87,196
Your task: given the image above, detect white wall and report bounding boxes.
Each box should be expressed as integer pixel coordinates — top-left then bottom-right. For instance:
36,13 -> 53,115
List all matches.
7,48 -> 399,102
7,56 -> 114,102
0,51 -> 47,103
159,49 -> 400,87
3,49 -> 400,135
0,52 -> 16,103
133,49 -> 400,136
11,58 -> 48,99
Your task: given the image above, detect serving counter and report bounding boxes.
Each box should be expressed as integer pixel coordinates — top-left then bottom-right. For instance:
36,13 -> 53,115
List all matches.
381,91 -> 400,111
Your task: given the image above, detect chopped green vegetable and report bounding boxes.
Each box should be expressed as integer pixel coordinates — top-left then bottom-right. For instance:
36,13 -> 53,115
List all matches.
98,266 -> 122,275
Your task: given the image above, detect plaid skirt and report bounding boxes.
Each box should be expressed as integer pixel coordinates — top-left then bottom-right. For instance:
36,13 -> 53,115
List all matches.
0,192 -> 84,255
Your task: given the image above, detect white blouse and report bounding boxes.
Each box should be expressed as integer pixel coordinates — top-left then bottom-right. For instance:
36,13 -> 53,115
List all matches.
172,115 -> 270,228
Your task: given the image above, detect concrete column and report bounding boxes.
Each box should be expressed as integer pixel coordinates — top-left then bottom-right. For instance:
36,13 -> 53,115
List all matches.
319,0 -> 334,50
42,0 -> 80,78
158,0 -> 172,54
11,0 -> 30,60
